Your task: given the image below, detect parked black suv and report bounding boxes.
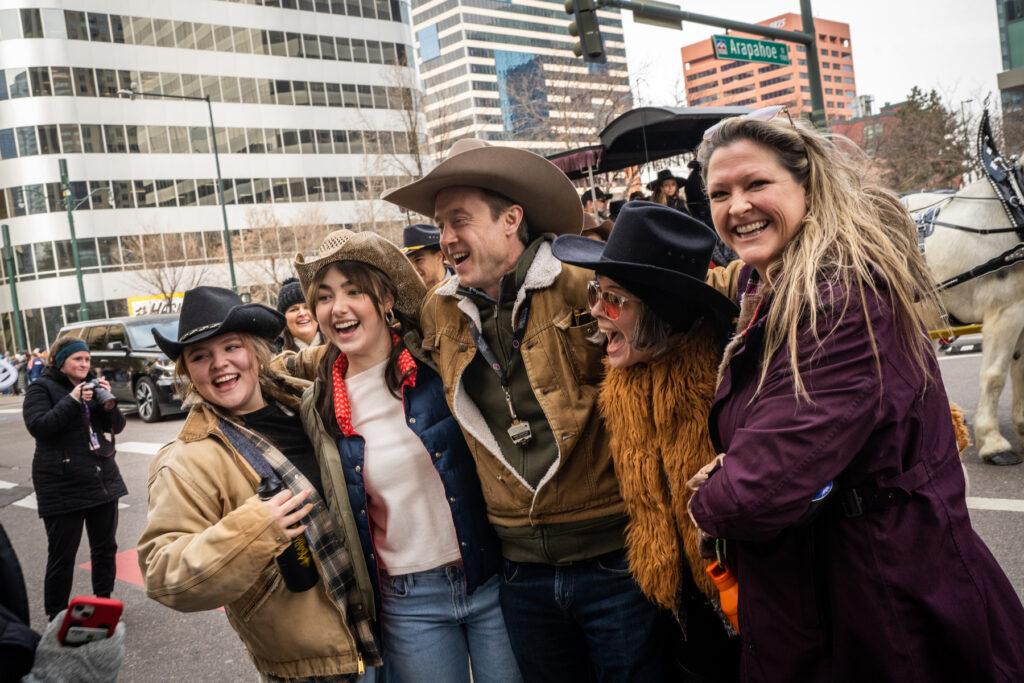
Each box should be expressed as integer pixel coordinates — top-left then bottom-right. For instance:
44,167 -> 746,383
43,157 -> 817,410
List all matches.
57,314 -> 183,422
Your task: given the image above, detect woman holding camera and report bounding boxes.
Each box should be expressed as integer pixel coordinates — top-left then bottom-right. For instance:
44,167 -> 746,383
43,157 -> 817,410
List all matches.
23,336 -> 127,622
138,286 -> 380,681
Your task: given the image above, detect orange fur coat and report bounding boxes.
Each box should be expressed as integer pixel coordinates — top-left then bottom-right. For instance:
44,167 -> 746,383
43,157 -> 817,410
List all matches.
598,323 -> 723,609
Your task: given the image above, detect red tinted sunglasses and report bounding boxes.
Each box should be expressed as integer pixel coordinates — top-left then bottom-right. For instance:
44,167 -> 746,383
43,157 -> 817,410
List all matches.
587,280 -> 632,321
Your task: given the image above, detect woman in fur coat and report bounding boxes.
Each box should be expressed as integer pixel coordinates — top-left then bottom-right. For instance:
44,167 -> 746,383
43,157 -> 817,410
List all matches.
552,201 -> 740,681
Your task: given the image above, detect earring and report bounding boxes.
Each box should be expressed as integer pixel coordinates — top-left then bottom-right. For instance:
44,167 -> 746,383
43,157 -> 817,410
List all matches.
385,309 -> 397,326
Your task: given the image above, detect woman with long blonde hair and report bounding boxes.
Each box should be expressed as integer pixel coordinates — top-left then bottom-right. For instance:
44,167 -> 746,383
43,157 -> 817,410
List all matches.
687,108 -> 1024,681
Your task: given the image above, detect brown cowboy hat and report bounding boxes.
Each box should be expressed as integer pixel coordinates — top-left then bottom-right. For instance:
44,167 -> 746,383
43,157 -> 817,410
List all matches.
294,229 -> 427,318
381,138 -> 583,236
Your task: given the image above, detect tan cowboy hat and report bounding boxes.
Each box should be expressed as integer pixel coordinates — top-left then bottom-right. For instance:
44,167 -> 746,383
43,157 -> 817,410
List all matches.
381,138 -> 583,236
294,229 -> 427,318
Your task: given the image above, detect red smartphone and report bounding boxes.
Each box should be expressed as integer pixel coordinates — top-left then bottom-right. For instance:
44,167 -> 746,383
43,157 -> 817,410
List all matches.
57,596 -> 123,647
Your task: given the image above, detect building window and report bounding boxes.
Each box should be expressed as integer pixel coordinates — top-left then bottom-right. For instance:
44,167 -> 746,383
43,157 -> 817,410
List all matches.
418,24 -> 440,62
16,127 -> 38,156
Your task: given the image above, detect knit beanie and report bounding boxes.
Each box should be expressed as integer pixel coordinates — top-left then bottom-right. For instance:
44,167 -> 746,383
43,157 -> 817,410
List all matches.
277,277 -> 305,313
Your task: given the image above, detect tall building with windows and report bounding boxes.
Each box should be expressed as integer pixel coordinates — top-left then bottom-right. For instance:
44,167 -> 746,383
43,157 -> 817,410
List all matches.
410,0 -> 631,155
998,0 -> 1024,110
680,14 -> 857,121
0,1 -> 417,351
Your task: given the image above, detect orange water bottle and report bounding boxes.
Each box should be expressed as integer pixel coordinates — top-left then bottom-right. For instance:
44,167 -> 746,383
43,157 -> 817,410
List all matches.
706,561 -> 739,633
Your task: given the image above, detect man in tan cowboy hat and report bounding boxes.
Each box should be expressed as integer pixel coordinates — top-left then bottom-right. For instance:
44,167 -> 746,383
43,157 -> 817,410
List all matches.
382,139 -> 666,681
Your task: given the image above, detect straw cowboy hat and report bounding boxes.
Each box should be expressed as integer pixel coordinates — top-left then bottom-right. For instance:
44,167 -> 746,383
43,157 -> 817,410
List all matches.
153,287 -> 284,361
294,229 -> 427,318
381,138 -> 583,235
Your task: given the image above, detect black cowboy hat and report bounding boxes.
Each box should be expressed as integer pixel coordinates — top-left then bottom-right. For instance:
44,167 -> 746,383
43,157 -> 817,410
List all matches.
551,201 -> 738,333
153,286 -> 285,361
580,187 -> 613,204
646,168 -> 686,191
401,223 -> 441,254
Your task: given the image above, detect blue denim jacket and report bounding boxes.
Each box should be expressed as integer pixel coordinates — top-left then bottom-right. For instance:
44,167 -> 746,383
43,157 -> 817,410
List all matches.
335,360 -> 500,605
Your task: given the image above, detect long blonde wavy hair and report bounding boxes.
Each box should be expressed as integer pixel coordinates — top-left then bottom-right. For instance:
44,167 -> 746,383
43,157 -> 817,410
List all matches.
697,116 -> 943,399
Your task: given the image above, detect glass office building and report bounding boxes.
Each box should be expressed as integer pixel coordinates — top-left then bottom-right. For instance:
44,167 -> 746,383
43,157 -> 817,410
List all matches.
998,0 -> 1024,109
410,0 -> 631,155
0,1 -> 416,351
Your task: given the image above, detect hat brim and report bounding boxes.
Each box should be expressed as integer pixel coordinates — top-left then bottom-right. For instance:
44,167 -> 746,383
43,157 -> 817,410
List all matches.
551,235 -> 738,328
153,303 -> 285,361
646,176 -> 686,191
295,232 -> 427,319
401,244 -> 440,255
382,146 -> 583,236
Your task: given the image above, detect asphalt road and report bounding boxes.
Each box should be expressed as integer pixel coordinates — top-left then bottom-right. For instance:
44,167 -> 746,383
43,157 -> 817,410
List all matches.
0,348 -> 1022,681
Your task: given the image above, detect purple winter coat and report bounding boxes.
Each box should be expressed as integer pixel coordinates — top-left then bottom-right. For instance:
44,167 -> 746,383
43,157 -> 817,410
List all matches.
690,271 -> 1024,682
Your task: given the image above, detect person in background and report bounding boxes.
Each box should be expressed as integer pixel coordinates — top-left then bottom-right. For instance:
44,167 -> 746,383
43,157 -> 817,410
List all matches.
139,286 -> 379,681
383,138 -> 666,682
23,337 -> 126,622
689,106 -> 1024,680
552,201 -> 740,681
277,277 -> 322,352
647,169 -> 688,214
27,350 -> 46,385
401,224 -> 451,291
278,229 -> 517,683
580,187 -> 612,220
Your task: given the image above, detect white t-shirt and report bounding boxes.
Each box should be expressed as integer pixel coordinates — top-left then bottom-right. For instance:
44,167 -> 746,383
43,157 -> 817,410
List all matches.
346,359 -> 461,575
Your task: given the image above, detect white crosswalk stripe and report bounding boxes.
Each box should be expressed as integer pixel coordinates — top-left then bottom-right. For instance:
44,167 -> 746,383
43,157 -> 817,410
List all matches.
0,480 -> 129,510
117,441 -> 165,455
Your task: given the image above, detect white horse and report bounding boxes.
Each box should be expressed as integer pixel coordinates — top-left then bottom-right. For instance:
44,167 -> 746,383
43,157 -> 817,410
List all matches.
903,175 -> 1024,465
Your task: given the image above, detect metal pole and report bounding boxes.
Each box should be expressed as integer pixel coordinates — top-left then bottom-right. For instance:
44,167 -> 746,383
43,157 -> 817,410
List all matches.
1,224 -> 27,352
799,0 -> 826,128
597,0 -> 827,127
58,158 -> 90,321
207,96 -> 238,292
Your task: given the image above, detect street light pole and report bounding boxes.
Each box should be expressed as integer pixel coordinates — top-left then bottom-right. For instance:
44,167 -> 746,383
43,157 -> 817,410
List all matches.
116,88 -> 238,292
206,95 -> 238,291
58,158 -> 90,322
0,224 -> 27,352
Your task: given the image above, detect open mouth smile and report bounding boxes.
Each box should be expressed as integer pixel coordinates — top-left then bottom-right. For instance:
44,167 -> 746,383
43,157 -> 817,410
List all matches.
733,219 -> 768,239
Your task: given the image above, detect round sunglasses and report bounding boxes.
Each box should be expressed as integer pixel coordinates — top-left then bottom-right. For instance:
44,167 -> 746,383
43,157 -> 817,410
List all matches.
587,280 -> 632,320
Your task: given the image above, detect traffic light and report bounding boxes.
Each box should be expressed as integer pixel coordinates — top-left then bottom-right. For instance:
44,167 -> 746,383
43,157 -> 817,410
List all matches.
565,0 -> 606,64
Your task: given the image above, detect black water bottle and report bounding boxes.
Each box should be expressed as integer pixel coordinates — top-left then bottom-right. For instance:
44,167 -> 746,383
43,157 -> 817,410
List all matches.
258,476 -> 319,592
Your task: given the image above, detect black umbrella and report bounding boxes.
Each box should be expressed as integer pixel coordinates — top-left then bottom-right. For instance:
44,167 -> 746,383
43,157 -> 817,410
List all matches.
547,106 -> 750,180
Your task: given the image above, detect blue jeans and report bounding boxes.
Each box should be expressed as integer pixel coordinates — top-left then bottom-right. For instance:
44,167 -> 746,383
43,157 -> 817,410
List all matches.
498,549 -> 667,682
378,564 -> 522,683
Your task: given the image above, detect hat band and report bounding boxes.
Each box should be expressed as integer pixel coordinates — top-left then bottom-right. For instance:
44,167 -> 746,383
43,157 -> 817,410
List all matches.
179,322 -> 222,342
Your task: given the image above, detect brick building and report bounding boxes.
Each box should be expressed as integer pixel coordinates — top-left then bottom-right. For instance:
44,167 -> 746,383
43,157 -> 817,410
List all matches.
681,13 -> 857,121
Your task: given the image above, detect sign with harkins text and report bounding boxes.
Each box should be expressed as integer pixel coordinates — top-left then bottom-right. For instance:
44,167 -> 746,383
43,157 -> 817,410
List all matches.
711,34 -> 791,66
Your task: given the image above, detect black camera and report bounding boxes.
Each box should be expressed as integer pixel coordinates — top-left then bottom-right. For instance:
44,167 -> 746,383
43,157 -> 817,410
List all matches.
87,379 -> 117,411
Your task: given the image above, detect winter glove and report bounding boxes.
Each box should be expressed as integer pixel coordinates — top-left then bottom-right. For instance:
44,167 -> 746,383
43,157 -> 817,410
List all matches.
22,610 -> 125,682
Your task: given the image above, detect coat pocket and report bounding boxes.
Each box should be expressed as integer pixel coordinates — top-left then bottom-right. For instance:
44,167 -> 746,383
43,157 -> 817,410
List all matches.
237,565 -> 282,622
554,312 -> 603,386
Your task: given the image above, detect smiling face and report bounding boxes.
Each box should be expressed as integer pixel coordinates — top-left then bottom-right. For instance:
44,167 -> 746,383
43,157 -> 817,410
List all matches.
60,350 -> 91,383
314,264 -> 394,376
590,276 -> 656,369
408,247 -> 447,290
706,139 -> 808,277
183,333 -> 264,415
284,302 -> 318,343
435,186 -> 525,298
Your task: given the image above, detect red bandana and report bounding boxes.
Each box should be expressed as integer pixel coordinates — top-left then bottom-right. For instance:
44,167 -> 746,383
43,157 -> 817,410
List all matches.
331,333 -> 417,437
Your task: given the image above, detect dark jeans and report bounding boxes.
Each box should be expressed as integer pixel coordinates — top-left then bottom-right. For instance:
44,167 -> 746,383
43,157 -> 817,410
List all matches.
42,501 -> 119,618
498,549 -> 667,682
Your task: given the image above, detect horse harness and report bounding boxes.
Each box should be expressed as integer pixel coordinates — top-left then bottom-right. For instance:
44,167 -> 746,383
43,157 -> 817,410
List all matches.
909,110 -> 1024,292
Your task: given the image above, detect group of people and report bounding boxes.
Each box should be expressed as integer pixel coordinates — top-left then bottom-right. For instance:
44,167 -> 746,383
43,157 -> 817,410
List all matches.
0,349 -> 46,395
14,106 -> 1024,682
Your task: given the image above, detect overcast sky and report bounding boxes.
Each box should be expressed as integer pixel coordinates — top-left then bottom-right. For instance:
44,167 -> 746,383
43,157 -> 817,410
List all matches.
623,0 -> 1002,116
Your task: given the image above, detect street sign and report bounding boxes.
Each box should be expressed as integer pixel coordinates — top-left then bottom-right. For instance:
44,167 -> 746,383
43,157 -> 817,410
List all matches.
711,34 -> 790,65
